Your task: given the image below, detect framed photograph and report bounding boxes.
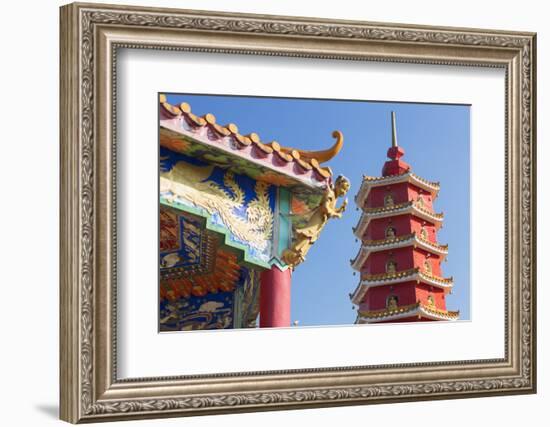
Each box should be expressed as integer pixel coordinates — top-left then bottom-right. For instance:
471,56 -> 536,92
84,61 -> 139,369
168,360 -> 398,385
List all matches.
60,2 -> 536,423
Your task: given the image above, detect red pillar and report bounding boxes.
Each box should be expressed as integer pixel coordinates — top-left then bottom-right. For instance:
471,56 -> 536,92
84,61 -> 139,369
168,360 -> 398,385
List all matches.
259,266 -> 292,328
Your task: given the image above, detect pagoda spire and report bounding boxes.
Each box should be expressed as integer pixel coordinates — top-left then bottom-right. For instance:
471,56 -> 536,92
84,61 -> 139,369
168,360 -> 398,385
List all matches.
391,111 -> 398,148
382,111 -> 410,176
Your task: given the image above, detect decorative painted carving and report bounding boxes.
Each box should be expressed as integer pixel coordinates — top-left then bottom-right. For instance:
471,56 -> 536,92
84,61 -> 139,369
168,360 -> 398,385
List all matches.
282,176 -> 350,268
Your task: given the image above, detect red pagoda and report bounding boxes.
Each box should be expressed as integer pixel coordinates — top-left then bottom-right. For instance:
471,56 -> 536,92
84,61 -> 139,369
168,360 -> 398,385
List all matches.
350,112 -> 459,323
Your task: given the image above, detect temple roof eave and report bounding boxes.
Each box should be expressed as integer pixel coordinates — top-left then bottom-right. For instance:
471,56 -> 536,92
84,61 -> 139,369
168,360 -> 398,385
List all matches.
279,130 -> 344,164
349,282 -> 365,305
359,268 -> 454,289
159,95 -> 344,190
353,202 -> 444,238
350,269 -> 454,306
357,303 -> 459,323
361,202 -> 444,221
350,234 -> 448,267
355,172 -> 440,207
350,247 -> 369,271
350,284 -> 366,305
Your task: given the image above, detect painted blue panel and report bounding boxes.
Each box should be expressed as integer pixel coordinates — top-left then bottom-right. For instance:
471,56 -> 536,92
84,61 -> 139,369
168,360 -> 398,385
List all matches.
160,147 -> 278,266
159,212 -> 203,270
159,291 -> 235,331
159,266 -> 261,331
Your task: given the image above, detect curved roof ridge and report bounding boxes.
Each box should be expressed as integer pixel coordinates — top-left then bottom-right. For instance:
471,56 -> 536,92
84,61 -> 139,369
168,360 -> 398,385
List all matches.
159,95 -> 344,187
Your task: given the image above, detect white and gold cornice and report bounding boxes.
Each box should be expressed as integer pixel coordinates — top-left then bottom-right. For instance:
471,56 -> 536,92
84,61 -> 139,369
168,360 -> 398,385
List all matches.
353,201 -> 444,238
350,246 -> 369,272
361,268 -> 453,287
355,172 -> 440,208
350,233 -> 448,270
356,302 -> 459,323
350,268 -> 454,304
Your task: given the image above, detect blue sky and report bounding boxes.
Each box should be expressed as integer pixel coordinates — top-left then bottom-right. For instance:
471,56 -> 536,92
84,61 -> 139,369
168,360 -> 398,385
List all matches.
165,93 -> 471,324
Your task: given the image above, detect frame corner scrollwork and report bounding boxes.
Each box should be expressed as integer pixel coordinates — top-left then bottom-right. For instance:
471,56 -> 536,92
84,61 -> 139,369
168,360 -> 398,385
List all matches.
60,2 -> 536,423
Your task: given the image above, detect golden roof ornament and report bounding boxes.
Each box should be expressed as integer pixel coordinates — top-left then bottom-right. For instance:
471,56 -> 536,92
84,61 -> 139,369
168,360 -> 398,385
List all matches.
282,175 -> 350,268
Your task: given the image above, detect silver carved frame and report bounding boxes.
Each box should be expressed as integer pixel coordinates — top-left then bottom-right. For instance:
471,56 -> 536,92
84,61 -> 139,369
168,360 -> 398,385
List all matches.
59,2 -> 537,423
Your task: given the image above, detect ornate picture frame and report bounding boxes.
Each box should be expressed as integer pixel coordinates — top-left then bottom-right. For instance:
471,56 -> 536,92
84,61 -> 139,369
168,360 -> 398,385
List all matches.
60,2 -> 536,423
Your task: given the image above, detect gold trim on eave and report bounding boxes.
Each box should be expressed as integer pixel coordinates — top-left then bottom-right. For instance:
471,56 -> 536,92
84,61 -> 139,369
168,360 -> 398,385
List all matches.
159,95 -> 342,178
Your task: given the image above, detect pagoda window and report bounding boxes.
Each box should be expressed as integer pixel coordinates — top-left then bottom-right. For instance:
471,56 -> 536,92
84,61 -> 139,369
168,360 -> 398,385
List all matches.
387,295 -> 398,310
384,193 -> 394,207
417,195 -> 425,207
420,226 -> 428,240
424,259 -> 432,274
385,226 -> 397,238
386,260 -> 397,274
427,295 -> 435,307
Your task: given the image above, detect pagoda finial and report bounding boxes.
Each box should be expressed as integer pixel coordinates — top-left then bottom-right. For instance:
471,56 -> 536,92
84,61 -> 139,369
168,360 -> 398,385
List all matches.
391,111 -> 398,148
383,111 -> 409,175
386,111 -> 405,161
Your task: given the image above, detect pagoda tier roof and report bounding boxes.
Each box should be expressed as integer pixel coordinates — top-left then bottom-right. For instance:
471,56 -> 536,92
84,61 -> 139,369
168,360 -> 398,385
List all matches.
160,95 -> 344,191
362,268 -> 453,287
350,268 -> 453,304
355,171 -> 440,208
353,201 -> 444,238
356,302 -> 459,323
350,233 -> 448,270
